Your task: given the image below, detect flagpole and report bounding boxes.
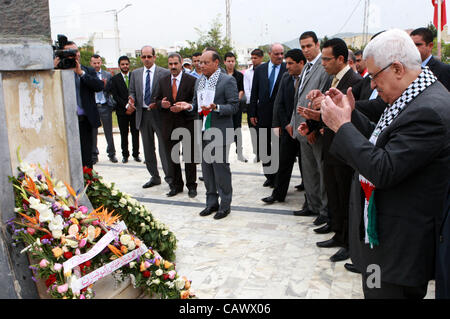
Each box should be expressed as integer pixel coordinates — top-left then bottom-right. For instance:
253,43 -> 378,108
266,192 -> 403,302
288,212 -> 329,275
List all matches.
438,0 -> 442,60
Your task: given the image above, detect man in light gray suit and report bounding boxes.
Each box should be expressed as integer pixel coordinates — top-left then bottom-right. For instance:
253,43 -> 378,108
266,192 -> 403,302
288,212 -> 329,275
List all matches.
290,31 -> 332,226
90,54 -> 117,164
128,46 -> 171,188
176,50 -> 239,220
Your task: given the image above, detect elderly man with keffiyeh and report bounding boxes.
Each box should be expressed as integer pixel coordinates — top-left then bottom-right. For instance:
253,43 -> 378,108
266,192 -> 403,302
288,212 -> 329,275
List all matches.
319,29 -> 450,299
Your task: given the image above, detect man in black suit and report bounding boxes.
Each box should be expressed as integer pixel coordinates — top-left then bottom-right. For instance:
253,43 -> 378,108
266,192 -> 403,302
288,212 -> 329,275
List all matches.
55,41 -> 104,169
249,43 -> 287,187
224,52 -> 247,162
154,53 -> 198,198
300,39 -> 363,263
411,27 -> 450,91
321,29 -> 450,299
262,49 -> 305,204
108,56 -> 140,164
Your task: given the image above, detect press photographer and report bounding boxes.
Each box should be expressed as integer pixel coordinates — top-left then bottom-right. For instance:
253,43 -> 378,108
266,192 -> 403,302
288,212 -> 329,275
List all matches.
53,36 -> 104,169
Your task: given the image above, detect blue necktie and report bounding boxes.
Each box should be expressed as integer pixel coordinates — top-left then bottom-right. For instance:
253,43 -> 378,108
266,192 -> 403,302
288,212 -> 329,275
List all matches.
268,64 -> 277,97
144,69 -> 151,106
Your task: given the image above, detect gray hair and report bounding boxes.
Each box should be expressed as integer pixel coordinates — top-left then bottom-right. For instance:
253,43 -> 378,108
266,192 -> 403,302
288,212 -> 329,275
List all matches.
168,52 -> 182,63
269,43 -> 283,53
363,29 -> 421,70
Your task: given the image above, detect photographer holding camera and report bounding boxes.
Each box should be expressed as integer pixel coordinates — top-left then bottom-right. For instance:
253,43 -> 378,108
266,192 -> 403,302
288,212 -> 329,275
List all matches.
54,38 -> 104,169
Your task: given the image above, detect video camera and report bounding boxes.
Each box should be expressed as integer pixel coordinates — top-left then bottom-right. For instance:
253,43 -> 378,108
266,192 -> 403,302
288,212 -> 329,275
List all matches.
53,34 -> 77,69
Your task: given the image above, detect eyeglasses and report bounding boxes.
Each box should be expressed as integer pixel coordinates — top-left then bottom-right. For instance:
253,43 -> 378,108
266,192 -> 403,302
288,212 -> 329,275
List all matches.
141,55 -> 154,59
369,62 -> 393,81
321,56 -> 335,62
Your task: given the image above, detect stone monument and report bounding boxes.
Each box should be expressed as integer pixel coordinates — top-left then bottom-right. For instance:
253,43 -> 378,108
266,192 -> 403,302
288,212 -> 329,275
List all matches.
0,0 -> 86,298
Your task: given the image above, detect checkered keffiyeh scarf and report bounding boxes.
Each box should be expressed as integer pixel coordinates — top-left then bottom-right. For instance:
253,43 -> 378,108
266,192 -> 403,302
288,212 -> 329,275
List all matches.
359,67 -> 437,248
197,68 -> 221,92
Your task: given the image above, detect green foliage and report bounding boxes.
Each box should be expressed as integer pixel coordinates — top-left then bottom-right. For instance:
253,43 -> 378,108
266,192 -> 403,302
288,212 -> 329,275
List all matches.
178,16 -> 235,66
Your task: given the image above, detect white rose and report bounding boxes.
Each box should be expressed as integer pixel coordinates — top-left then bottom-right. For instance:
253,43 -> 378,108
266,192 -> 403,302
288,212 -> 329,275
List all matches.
127,241 -> 136,250
127,206 -> 132,212
87,225 -> 96,242
65,239 -> 79,248
175,278 -> 185,290
155,269 -> 163,276
162,230 -> 169,236
52,230 -> 63,239
111,190 -> 118,196
120,234 -> 132,246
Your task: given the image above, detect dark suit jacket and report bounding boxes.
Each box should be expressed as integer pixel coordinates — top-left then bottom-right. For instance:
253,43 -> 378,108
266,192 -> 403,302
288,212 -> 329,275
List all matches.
192,72 -> 239,146
249,62 -> 287,128
109,72 -> 132,116
353,76 -> 388,124
436,182 -> 450,299
155,72 -> 197,120
79,65 -> 104,128
323,68 -> 362,165
427,56 -> 450,91
330,81 -> 450,287
272,72 -> 295,129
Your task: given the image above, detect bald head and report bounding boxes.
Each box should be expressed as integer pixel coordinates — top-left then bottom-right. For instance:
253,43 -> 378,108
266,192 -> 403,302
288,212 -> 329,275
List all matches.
269,43 -> 284,65
141,46 -> 156,68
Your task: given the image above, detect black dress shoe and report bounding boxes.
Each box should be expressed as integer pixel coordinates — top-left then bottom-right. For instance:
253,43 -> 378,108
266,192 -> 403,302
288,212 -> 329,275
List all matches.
316,237 -> 342,248
313,223 -> 332,234
313,215 -> 329,226
199,206 -> 219,217
330,247 -> 350,262
142,179 -> 161,188
263,180 -> 274,187
344,263 -> 361,274
122,157 -> 128,163
293,208 -> 318,216
109,155 -> 118,163
295,183 -> 305,191
214,209 -> 230,220
188,189 -> 197,198
261,195 -> 284,204
166,188 -> 182,197
133,156 -> 142,162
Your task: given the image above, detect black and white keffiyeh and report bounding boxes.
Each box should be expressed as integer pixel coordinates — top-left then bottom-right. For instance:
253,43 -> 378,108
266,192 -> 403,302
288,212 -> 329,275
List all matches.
370,66 -> 437,142
197,68 -> 221,91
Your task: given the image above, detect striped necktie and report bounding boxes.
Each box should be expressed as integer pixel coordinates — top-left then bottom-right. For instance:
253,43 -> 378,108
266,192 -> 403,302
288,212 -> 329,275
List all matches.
144,69 -> 151,106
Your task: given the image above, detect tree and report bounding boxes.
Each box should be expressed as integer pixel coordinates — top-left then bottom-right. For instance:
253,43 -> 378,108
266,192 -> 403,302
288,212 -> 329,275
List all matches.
178,15 -> 235,66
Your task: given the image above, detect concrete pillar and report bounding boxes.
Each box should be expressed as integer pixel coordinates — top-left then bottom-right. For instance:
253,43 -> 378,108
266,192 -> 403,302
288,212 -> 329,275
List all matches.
0,0 -> 88,298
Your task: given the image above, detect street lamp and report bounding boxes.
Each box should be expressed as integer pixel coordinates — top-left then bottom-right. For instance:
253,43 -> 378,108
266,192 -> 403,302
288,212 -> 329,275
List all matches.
106,3 -> 132,60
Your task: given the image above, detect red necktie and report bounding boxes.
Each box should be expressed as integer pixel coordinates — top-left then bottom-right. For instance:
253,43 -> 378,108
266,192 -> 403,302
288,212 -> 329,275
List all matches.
172,78 -> 177,101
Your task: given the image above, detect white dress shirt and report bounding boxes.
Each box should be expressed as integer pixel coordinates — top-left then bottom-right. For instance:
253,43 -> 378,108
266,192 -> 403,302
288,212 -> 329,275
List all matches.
142,64 -> 156,108
244,66 -> 254,104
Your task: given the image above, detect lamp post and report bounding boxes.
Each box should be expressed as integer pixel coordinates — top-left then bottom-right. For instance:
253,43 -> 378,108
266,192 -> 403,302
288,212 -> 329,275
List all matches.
106,3 -> 132,60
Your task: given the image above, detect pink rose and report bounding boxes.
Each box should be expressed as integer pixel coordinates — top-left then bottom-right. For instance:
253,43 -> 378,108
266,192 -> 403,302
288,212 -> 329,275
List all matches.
27,227 -> 36,236
57,283 -> 69,294
39,259 -> 49,268
79,206 -> 88,214
53,263 -> 62,271
79,239 -> 87,248
168,270 -> 176,280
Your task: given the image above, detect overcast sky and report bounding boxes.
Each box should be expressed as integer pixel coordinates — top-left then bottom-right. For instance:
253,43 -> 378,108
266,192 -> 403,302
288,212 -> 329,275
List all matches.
49,0 -> 444,50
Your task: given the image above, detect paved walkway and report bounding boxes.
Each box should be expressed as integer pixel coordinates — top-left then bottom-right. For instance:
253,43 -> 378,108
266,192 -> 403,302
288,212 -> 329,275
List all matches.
94,125 -> 435,299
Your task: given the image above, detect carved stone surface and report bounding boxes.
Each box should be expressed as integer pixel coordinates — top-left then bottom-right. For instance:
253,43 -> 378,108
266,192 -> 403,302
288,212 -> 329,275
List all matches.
0,0 -> 51,42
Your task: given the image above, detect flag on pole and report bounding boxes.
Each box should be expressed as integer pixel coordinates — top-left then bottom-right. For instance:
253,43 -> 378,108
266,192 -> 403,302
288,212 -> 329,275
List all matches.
432,0 -> 447,31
